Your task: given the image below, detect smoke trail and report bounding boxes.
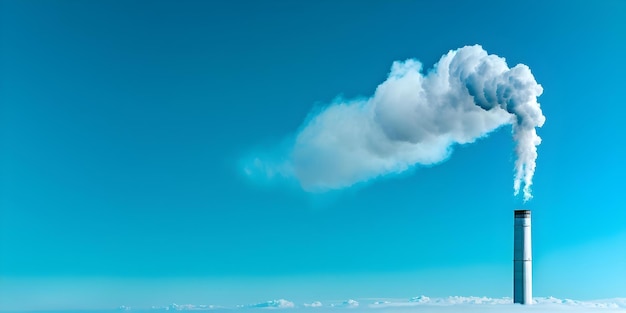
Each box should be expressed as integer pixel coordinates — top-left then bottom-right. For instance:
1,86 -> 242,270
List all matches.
246,45 -> 545,201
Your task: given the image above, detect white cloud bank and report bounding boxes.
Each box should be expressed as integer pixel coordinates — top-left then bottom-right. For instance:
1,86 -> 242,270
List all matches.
139,296 -> 626,312
244,299 -> 296,309
304,302 -> 323,308
245,45 -> 545,201
330,299 -> 359,308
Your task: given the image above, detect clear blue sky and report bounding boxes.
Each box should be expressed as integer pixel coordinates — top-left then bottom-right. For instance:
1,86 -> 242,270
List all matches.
1,0 -> 625,310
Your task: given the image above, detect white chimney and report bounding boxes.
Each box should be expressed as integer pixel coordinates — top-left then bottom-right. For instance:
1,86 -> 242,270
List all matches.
514,209 -> 532,304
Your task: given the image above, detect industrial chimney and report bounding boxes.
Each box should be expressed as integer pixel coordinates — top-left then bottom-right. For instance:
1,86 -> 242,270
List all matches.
514,209 -> 532,304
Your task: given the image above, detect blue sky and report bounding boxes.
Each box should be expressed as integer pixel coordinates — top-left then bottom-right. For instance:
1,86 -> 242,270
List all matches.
1,0 -> 625,310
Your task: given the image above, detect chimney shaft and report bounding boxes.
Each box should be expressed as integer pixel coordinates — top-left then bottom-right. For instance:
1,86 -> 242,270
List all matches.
514,210 -> 532,304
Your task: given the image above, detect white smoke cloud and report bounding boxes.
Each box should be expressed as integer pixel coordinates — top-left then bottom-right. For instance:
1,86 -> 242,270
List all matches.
246,45 -> 545,201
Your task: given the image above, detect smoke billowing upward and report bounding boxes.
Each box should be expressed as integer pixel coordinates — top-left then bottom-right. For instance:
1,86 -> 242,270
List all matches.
246,45 -> 545,201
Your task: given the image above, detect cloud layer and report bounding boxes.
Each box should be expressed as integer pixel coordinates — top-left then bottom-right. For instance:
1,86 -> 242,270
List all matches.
246,45 -> 545,201
134,296 -> 626,312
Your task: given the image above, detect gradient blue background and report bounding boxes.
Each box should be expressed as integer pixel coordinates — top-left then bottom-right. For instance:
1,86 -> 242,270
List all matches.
1,0 -> 625,310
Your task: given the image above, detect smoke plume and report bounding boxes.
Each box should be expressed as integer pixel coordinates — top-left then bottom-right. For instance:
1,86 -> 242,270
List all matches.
247,45 -> 545,201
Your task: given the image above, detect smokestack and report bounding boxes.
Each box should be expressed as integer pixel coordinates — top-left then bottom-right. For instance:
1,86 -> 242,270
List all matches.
514,210 -> 532,304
